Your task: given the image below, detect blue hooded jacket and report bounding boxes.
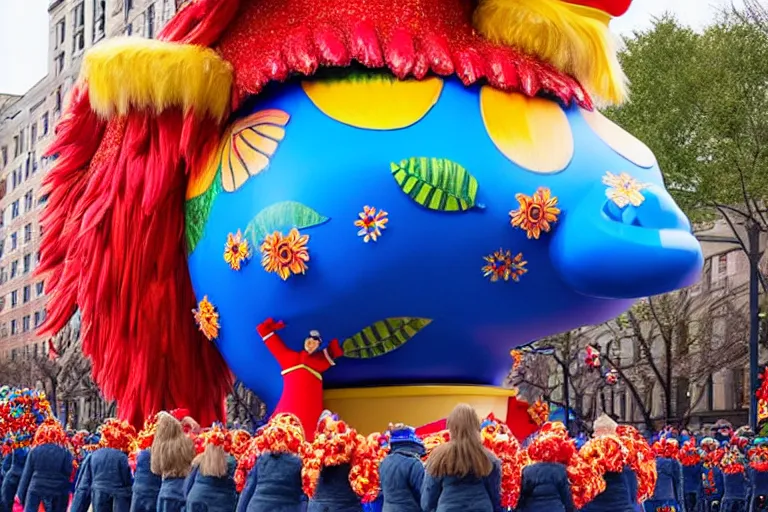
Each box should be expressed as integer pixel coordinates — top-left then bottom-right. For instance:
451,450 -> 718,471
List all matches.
749,469 -> 768,512
623,467 -> 643,512
71,448 -> 133,512
644,457 -> 685,509
131,450 -> 162,512
184,456 -> 238,512
157,477 -> 186,512
16,444 -> 72,512
723,473 -> 749,502
308,463 -> 363,512
1,449 -> 27,512
581,470 -> 635,512
516,462 -> 575,512
420,453 -> 502,512
682,464 -> 703,498
238,452 -> 304,512
378,442 -> 424,512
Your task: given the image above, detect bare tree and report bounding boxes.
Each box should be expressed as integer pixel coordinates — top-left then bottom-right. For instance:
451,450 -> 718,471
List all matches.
226,381 -> 266,430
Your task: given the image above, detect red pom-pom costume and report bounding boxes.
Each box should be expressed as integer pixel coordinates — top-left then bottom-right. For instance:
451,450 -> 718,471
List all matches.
257,319 -> 344,437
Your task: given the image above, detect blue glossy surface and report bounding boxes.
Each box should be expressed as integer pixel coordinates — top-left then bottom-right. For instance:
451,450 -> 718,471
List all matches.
187,77 -> 703,412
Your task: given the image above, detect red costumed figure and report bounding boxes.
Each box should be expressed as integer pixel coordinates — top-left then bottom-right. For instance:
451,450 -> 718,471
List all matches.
257,318 -> 344,436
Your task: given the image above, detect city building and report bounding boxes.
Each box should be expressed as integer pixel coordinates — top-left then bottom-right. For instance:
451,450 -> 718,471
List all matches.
0,0 -> 178,424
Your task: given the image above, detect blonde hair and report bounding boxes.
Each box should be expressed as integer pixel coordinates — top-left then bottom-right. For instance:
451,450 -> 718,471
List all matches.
193,444 -> 229,478
425,404 -> 493,478
593,414 -> 618,437
150,412 -> 195,478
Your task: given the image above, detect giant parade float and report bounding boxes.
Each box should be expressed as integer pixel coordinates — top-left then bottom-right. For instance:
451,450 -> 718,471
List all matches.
38,0 -> 703,435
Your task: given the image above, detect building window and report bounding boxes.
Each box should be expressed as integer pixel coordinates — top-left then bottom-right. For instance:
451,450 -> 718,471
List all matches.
24,191 -> 33,213
10,260 -> 18,279
55,19 -> 66,48
73,2 -> 86,54
125,22 -> 133,36
1,146 -> 6,167
22,316 -> 30,332
36,281 -> 44,296
18,130 -> 24,153
23,254 -> 30,274
23,224 -> 31,243
34,311 -> 40,327
38,193 -> 49,206
125,0 -> 133,14
30,124 -> 37,147
41,113 -> 49,136
54,52 -> 65,76
10,320 -> 17,335
10,233 -> 17,251
718,254 -> 728,276
35,251 -> 40,264
11,290 -> 17,308
54,88 -> 62,116
94,0 -> 106,42
0,267 -> 5,285
11,201 -> 19,220
22,286 -> 30,303
146,3 -> 156,38
162,0 -> 174,22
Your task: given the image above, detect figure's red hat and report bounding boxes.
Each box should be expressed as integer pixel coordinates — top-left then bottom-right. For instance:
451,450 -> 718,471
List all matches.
563,0 -> 632,17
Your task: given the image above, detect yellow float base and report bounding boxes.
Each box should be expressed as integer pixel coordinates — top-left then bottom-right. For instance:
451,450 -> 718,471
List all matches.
323,385 -> 517,435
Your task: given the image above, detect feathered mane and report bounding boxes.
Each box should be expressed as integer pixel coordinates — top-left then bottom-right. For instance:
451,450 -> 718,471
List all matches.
37,0 -> 240,427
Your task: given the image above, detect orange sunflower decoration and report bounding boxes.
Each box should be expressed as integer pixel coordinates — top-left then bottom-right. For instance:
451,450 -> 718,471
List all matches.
260,228 -> 310,280
482,250 -> 527,282
528,399 -> 550,427
193,296 -> 220,340
223,230 -> 251,271
509,187 -> 560,239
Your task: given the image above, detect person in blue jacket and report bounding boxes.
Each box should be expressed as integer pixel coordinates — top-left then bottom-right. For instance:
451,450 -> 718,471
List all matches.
516,422 -> 576,512
185,426 -> 237,512
1,448 -> 27,512
16,419 -> 73,512
378,424 -> 425,512
421,403 -> 502,512
581,415 -> 636,512
71,418 -> 137,512
237,413 -> 307,512
679,439 -> 705,512
749,439 -> 768,512
304,412 -> 379,512
131,415 -> 162,512
701,438 -> 725,512
151,412 -> 195,512
644,437 -> 685,512
720,446 -> 750,512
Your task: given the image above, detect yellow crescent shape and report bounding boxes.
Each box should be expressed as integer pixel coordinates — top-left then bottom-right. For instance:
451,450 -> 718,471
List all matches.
480,86 -> 573,173
580,108 -> 656,168
302,76 -> 443,130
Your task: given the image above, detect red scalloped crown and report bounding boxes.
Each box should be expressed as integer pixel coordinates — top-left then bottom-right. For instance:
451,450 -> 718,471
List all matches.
216,0 -> 592,109
563,0 -> 631,17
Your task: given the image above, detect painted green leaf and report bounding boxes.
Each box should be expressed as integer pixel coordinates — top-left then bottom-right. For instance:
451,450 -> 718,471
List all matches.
390,157 -> 483,211
185,172 -> 223,255
244,201 -> 330,246
343,317 -> 432,359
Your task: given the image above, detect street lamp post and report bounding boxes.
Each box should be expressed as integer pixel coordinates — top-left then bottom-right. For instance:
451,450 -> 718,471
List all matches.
698,227 -> 763,430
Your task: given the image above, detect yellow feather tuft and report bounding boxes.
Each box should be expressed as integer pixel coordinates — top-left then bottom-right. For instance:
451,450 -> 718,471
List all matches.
80,37 -> 233,121
473,0 -> 628,106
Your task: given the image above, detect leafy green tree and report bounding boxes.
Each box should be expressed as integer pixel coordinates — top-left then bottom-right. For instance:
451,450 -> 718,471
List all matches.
606,14 -> 768,286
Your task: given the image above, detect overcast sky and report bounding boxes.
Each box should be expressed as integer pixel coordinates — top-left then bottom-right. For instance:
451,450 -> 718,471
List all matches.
0,0 -> 743,95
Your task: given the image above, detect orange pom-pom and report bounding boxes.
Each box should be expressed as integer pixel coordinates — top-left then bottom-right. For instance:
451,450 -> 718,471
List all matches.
99,418 -> 137,454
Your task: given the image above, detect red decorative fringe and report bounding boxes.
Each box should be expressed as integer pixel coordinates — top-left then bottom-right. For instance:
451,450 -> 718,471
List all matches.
38,0 -> 236,428
216,0 -> 592,110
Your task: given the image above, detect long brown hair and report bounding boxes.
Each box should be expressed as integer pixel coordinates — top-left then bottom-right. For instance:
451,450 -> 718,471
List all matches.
150,412 -> 195,478
425,404 -> 493,478
193,444 -> 229,478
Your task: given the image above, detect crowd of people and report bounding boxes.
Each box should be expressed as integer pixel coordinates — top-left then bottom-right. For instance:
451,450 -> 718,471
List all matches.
2,402 -> 768,512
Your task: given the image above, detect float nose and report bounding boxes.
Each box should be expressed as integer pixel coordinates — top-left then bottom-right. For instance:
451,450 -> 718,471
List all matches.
550,182 -> 704,299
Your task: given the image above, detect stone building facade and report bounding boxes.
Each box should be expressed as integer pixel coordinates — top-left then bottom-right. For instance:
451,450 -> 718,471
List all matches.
0,0 -> 178,426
